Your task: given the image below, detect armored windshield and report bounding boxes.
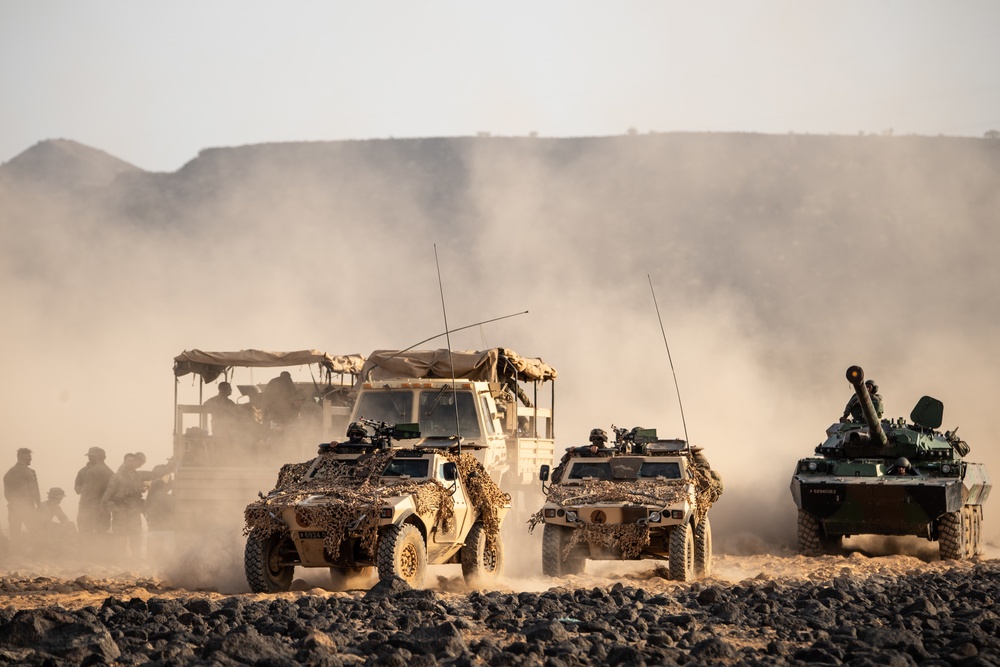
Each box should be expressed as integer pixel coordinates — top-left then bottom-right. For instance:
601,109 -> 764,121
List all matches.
639,462 -> 682,479
419,389 -> 481,438
354,389 -> 414,424
381,459 -> 429,478
567,460 -> 682,481
568,462 -> 613,480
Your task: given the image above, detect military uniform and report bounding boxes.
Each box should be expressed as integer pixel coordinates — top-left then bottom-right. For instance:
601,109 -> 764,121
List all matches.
101,463 -> 145,558
844,392 -> 884,423
3,459 -> 40,547
75,451 -> 114,537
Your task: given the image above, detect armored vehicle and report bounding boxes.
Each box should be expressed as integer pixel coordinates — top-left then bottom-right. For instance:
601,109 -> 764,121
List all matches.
243,419 -> 510,592
532,427 -> 722,582
791,365 -> 991,559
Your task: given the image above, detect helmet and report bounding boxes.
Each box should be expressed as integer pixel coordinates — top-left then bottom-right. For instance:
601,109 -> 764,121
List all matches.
894,457 -> 911,469
346,422 -> 368,439
865,380 -> 878,393
589,428 -> 608,444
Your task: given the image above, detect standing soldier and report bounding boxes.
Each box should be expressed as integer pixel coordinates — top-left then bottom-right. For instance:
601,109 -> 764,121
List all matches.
74,446 -> 113,551
100,453 -> 145,561
3,448 -> 40,551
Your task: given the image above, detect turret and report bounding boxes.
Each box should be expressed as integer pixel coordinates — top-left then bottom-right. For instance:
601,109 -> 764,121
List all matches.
846,365 -> 888,447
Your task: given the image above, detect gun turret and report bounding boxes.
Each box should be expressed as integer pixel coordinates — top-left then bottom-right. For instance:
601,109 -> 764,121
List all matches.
846,365 -> 888,447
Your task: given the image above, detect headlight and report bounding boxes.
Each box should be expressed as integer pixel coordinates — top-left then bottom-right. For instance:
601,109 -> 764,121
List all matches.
941,464 -> 951,474
808,461 -> 818,471
648,511 -> 662,523
565,511 -> 578,523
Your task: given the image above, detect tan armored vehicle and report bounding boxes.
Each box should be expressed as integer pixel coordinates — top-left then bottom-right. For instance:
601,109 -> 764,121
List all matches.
243,419 -> 510,592
532,426 -> 722,582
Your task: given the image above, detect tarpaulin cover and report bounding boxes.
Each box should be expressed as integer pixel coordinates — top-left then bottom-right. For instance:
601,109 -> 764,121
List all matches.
174,349 -> 365,384
358,348 -> 557,384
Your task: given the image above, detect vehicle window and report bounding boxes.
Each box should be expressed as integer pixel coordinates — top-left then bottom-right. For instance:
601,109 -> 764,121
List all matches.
481,395 -> 497,435
639,462 -> 681,479
382,459 -> 429,478
419,389 -> 481,438
354,390 -> 413,424
568,462 -> 612,480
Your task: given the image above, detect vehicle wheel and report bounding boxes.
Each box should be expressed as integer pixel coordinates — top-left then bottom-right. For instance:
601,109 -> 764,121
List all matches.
461,522 -> 505,587
377,523 -> 427,588
797,510 -> 824,556
669,522 -> 695,582
694,516 -> 713,578
541,524 -> 584,577
329,566 -> 372,591
244,531 -> 295,593
938,509 -> 966,560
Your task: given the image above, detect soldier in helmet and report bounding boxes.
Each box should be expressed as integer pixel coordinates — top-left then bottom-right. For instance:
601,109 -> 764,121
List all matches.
888,457 -> 915,476
345,421 -> 369,445
842,379 -> 884,423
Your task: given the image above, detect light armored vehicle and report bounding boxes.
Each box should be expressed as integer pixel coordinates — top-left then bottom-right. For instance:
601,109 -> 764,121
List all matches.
791,365 -> 991,559
532,427 -> 722,582
350,348 -> 557,511
243,419 -> 509,592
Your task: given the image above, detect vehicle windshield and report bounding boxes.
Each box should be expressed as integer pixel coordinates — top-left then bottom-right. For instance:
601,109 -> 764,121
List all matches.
567,460 -> 682,481
418,389 -> 481,438
354,389 -> 414,424
382,459 -> 429,478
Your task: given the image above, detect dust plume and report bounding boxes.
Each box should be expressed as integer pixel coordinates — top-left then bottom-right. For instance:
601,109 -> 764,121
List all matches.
1,134 -> 997,587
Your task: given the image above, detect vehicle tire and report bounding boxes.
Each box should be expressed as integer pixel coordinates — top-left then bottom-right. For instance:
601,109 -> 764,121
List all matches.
938,509 -> 966,560
461,522 -> 505,587
542,524 -> 584,577
694,516 -> 713,578
329,566 -> 372,591
244,531 -> 295,593
377,523 -> 427,588
797,510 -> 824,556
669,522 -> 694,582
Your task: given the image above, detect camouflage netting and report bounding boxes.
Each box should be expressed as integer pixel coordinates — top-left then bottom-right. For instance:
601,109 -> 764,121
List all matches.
527,478 -> 693,533
572,523 -> 651,559
244,450 -> 508,562
692,466 -> 723,522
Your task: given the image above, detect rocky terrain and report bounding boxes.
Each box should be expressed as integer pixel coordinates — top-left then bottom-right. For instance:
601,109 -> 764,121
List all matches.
1,552 -> 997,665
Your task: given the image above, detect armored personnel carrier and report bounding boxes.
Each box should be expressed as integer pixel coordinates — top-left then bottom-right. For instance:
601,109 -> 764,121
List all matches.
532,427 -> 722,582
791,365 -> 991,559
243,419 -> 510,592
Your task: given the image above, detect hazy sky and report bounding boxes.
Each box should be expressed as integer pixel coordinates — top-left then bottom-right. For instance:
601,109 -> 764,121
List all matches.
2,1 -> 999,172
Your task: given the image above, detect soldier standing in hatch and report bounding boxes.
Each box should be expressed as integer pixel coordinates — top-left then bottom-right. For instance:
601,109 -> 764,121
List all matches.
75,446 -> 114,550
101,453 -> 145,561
842,379 -> 884,423
3,448 -> 40,551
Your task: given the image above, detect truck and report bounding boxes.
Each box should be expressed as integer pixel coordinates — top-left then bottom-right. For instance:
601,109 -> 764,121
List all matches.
533,426 -> 722,582
165,349 -> 364,587
243,419 -> 510,591
790,365 -> 992,559
347,347 -> 558,512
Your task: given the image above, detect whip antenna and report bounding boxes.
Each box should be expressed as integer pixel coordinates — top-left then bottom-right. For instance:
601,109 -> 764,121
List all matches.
435,245 -> 462,453
648,275 -> 690,447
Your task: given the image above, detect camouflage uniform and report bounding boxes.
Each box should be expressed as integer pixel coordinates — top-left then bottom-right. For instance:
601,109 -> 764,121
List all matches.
844,391 -> 884,422
101,460 -> 145,558
3,454 -> 40,548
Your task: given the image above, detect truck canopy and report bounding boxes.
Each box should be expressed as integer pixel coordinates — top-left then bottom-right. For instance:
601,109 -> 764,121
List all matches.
174,349 -> 366,384
359,348 -> 557,385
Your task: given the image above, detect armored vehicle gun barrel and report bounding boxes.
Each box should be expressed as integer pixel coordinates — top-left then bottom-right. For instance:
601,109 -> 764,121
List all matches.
846,365 -> 887,447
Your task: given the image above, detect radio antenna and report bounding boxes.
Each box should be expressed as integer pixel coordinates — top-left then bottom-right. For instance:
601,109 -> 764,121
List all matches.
648,275 -> 690,447
435,244 -> 462,454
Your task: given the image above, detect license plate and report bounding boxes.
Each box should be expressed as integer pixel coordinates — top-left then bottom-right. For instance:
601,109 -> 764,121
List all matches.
298,531 -> 325,539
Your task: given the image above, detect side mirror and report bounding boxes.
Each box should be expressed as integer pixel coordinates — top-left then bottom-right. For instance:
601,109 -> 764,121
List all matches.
539,465 -> 550,482
443,462 -> 458,481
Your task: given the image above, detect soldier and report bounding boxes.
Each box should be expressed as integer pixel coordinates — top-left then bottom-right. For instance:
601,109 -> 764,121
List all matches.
888,457 -> 915,476
842,379 -> 884,423
35,487 -> 75,532
3,448 -> 40,550
101,453 -> 145,561
75,446 -> 114,544
204,381 -> 239,438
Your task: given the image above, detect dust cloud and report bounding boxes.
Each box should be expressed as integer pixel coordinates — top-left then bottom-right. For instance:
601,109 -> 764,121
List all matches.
1,134 -> 998,588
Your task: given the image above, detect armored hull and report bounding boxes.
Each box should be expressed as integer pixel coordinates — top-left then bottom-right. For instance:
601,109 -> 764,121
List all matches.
790,366 -> 991,559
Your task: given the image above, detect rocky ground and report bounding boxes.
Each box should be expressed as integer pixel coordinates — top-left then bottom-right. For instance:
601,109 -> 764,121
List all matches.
0,548 -> 998,666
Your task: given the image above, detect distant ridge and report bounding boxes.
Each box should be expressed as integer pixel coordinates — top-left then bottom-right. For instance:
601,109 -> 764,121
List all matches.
0,138 -> 142,191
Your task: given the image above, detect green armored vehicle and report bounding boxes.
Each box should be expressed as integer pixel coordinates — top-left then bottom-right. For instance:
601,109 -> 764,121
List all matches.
532,426 -> 722,582
791,365 -> 991,560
